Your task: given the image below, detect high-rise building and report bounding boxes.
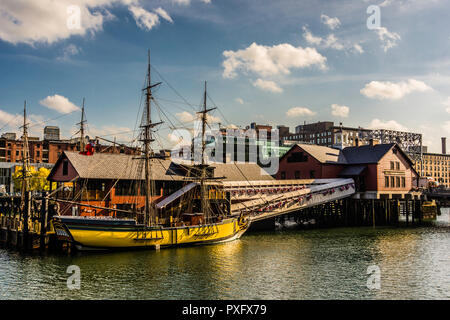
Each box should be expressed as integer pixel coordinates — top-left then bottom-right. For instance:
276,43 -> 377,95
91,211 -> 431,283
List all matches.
44,126 -> 60,141
284,121 -> 372,149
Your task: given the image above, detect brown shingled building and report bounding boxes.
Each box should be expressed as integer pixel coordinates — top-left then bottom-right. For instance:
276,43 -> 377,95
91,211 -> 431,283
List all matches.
48,151 -> 274,216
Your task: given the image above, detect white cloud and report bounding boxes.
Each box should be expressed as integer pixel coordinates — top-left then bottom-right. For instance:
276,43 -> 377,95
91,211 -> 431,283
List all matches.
154,7 -> 173,23
176,111 -> 195,123
320,14 -> 341,30
253,79 -> 283,93
0,0 -> 118,45
39,94 -> 81,114
360,79 -> 432,100
443,121 -> 450,134
368,119 -> 408,131
0,1 -> 176,45
222,42 -> 327,79
331,104 -> 349,117
0,109 -> 47,137
286,107 -> 316,117
302,27 -> 322,45
376,27 -> 401,52
57,44 -> 81,61
172,0 -> 191,4
235,98 -> 244,104
171,0 -> 211,4
302,26 -> 362,54
86,124 -> 134,142
128,5 -> 160,30
176,111 -> 220,124
323,34 -> 344,50
0,109 -> 23,128
442,97 -> 450,113
352,43 -> 364,54
207,114 -> 221,123
379,0 -> 393,7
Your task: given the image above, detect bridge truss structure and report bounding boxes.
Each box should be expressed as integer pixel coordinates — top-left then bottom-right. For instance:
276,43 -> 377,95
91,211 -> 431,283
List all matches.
368,129 -> 423,171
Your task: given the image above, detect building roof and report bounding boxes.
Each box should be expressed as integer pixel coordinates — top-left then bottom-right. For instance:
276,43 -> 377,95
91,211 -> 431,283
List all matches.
50,151 -> 274,182
212,162 -> 274,181
62,151 -> 180,181
341,143 -> 396,164
283,142 -> 415,166
339,165 -> 367,176
295,143 -> 346,164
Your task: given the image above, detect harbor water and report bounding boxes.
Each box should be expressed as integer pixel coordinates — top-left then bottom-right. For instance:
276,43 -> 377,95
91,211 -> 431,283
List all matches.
0,208 -> 449,300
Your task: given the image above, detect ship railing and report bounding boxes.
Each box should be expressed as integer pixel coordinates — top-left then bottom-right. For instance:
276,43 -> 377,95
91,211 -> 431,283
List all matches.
134,226 -> 164,241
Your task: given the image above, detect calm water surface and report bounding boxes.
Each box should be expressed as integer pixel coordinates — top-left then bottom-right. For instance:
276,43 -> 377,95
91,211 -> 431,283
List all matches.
0,209 -> 449,300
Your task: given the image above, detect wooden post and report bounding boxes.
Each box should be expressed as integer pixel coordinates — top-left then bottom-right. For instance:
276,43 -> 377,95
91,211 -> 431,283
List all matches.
372,199 -> 375,228
395,199 -> 400,227
405,199 -> 409,227
385,199 -> 392,225
22,191 -> 30,251
418,198 -> 423,225
40,192 -> 48,251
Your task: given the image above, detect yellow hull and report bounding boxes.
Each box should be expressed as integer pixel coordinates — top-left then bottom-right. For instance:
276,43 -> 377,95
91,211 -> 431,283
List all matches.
56,217 -> 249,249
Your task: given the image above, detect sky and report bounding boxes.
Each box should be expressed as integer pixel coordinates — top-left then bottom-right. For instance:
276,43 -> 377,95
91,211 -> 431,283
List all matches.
0,0 -> 449,152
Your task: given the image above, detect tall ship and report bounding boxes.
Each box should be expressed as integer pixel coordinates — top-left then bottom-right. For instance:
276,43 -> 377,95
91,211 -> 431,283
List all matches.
51,52 -> 250,250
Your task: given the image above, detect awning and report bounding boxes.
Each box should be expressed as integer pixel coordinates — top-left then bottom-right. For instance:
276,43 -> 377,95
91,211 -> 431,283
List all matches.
339,165 -> 367,177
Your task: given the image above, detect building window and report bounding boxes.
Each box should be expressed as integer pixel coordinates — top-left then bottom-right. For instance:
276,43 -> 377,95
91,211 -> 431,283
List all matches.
401,177 -> 405,188
385,176 -> 389,188
396,162 -> 400,170
310,170 -> 315,179
63,159 -> 69,176
295,171 -> 300,179
390,176 -> 395,188
287,152 -> 308,163
390,161 -> 395,170
396,177 -> 400,188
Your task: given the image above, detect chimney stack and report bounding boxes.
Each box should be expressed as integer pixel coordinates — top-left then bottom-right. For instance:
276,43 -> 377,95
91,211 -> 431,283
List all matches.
442,137 -> 447,155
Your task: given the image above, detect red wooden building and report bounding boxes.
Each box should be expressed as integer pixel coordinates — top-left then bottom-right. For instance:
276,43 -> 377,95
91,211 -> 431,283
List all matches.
277,142 -> 419,199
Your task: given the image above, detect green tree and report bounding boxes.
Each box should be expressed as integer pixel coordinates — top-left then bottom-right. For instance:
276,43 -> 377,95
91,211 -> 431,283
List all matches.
13,166 -> 56,192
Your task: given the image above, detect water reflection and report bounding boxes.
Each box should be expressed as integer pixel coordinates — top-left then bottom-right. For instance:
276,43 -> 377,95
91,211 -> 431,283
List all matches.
0,209 -> 448,299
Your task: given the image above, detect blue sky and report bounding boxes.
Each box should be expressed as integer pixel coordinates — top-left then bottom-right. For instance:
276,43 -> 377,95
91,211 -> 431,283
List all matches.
0,0 -> 449,152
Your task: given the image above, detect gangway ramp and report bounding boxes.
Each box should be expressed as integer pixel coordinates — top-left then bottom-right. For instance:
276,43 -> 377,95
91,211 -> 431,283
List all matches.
225,178 -> 355,222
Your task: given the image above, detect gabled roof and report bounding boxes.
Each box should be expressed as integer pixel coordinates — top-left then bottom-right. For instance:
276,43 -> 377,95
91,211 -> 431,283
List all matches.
282,143 -> 347,164
282,142 -> 415,167
341,143 -> 396,164
49,151 -> 274,182
212,162 -> 274,181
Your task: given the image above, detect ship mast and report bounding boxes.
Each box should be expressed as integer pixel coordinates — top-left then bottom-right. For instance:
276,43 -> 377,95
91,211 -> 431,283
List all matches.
197,81 -> 216,222
20,101 -> 30,208
78,98 -> 86,152
140,50 -> 162,226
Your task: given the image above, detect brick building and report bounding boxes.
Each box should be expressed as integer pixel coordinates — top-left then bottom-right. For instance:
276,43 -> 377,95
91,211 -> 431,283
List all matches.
277,142 -> 419,199
0,131 -> 139,164
414,138 -> 449,187
283,121 -> 372,149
